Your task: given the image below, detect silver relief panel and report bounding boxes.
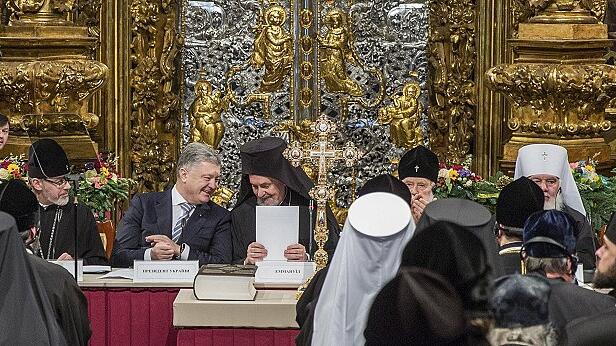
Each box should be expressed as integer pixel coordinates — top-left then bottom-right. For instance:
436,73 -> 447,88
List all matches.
181,0 -> 429,208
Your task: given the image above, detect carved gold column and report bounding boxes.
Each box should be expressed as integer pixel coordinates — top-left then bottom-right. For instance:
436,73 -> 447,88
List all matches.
487,1 -> 614,171
0,0 -> 108,159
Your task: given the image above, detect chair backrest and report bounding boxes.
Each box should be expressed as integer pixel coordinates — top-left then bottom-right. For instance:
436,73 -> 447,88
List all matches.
96,220 -> 115,259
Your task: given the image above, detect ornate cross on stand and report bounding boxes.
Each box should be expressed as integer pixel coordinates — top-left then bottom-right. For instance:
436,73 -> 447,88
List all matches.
284,114 -> 361,270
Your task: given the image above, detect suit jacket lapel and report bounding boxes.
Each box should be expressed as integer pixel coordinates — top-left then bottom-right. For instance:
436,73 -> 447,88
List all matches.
155,190 -> 173,237
181,202 -> 210,243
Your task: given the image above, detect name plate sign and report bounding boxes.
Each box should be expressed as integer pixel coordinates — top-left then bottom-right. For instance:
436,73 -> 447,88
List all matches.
255,261 -> 316,284
49,260 -> 83,282
133,261 -> 199,283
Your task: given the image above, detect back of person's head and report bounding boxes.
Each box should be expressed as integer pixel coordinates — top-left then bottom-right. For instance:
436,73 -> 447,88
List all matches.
522,210 -> 576,276
365,267 -> 467,345
496,177 -> 544,238
0,180 -> 39,236
401,221 -> 491,315
312,192 -> 415,345
357,174 -> 411,207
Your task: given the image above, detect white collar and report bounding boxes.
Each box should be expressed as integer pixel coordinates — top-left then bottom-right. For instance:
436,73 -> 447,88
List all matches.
171,185 -> 190,206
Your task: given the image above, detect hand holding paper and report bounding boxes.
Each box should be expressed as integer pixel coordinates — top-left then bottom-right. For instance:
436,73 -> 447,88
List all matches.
256,206 -> 299,261
284,243 -> 307,261
245,242 -> 268,265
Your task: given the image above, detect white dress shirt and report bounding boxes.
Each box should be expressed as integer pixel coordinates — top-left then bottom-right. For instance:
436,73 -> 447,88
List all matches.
144,185 -> 194,260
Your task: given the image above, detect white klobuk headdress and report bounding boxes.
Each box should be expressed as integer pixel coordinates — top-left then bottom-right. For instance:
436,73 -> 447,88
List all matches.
312,192 -> 416,345
514,144 -> 585,216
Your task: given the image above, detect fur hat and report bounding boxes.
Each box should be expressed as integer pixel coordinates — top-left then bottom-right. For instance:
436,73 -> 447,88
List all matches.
523,210 -> 576,258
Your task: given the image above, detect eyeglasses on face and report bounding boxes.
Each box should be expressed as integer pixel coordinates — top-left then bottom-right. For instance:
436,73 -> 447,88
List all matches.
44,177 -> 69,187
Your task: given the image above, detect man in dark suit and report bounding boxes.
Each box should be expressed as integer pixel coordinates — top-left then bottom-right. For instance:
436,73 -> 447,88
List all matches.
112,142 -> 232,267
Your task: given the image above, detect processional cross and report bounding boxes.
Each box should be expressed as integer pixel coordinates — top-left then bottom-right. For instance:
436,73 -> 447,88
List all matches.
284,114 -> 361,270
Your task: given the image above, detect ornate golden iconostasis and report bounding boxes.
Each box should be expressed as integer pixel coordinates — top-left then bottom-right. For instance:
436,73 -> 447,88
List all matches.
1,0 -> 615,208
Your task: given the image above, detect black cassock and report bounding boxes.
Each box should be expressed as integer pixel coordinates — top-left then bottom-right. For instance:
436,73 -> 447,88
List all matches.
230,189 -> 340,264
39,202 -> 108,265
563,205 -> 597,270
543,276 -> 616,333
29,255 -> 91,345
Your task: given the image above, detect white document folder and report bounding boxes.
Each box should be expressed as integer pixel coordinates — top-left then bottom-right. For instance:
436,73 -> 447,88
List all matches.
256,206 -> 299,261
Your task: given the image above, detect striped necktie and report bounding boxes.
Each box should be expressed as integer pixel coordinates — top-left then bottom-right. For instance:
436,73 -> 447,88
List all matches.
172,202 -> 194,243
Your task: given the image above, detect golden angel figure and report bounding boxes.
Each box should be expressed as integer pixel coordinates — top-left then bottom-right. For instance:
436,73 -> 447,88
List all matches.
319,9 -> 364,97
251,5 -> 293,93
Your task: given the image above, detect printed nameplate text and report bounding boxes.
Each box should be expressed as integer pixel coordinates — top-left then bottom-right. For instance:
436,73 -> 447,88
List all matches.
133,261 -> 199,283
255,261 -> 316,284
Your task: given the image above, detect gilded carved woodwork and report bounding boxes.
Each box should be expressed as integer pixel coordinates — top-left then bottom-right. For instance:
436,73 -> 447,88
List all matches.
427,0 -> 477,163
75,0 -> 102,37
189,75 -> 229,149
129,0 -> 181,191
319,8 -> 364,97
511,0 -> 607,37
182,1 -> 431,211
131,126 -> 175,192
0,0 -> 108,159
378,80 -> 423,150
487,0 -> 614,168
528,0 -> 606,23
487,64 -> 614,135
0,60 -> 107,131
251,4 -> 293,94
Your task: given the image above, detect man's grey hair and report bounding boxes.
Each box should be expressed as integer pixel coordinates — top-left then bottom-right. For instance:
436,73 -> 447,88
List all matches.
177,142 -> 220,175
525,257 -> 569,276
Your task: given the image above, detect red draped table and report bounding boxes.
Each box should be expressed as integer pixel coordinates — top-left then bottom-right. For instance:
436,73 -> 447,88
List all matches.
80,274 -> 299,346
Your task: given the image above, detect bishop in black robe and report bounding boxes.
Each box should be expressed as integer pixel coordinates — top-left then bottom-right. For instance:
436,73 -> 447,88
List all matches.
230,137 -> 340,264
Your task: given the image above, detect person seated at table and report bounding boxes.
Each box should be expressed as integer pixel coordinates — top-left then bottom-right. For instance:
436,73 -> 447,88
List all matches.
112,142 -> 232,267
28,138 -> 108,265
230,136 -> 340,265
0,179 -> 91,345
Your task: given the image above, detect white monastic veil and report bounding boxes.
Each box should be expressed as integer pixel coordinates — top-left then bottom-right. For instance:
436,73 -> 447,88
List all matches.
514,144 -> 586,216
311,192 -> 415,345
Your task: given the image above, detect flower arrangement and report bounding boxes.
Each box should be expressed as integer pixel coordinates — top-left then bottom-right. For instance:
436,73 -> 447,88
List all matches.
570,157 -> 616,234
432,155 -> 616,233
0,155 -> 28,181
78,154 -> 134,221
570,157 -> 604,191
434,157 -> 508,212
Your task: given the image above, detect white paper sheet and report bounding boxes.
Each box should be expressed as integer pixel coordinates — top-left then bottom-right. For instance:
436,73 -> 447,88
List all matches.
256,206 -> 299,261
83,265 -> 111,273
99,268 -> 134,280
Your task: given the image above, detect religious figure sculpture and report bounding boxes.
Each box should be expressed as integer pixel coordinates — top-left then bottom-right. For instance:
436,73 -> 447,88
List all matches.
319,8 -> 364,97
251,4 -> 293,93
378,81 -> 423,149
189,78 -> 229,149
